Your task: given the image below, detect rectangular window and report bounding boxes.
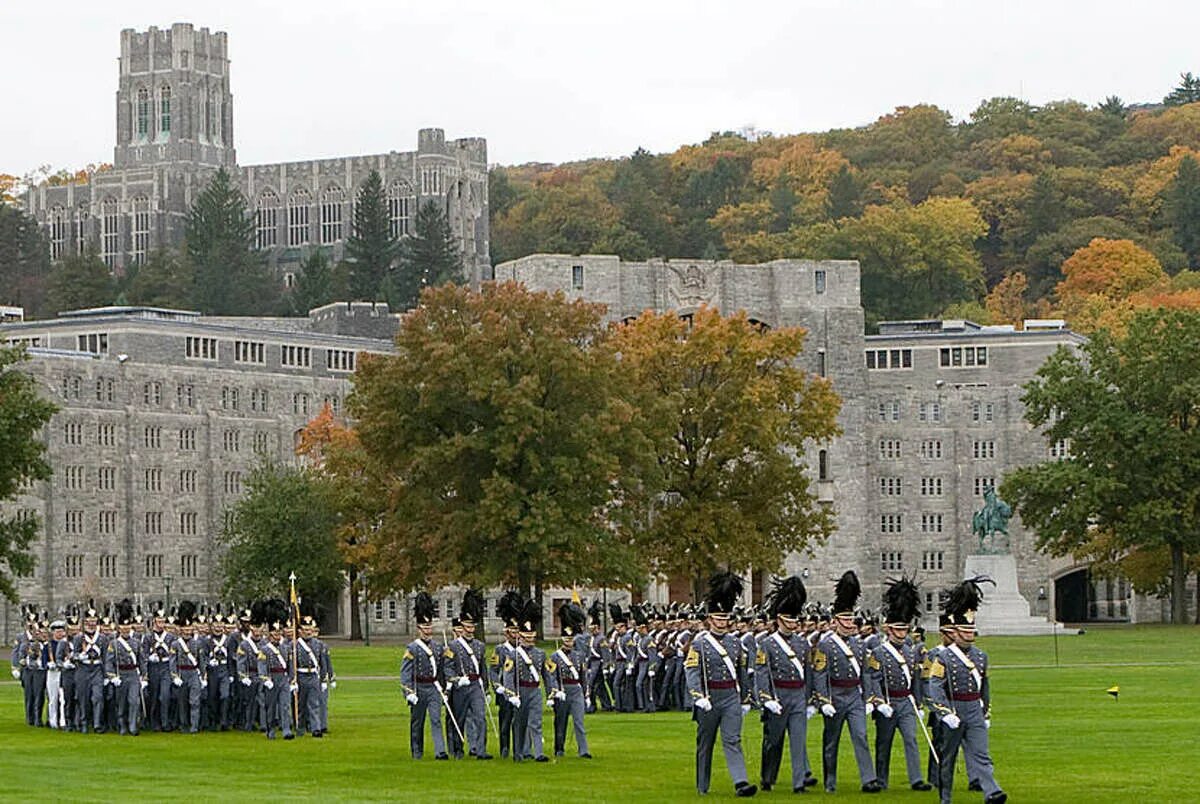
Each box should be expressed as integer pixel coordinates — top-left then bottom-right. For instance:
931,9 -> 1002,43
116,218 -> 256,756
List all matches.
256,204 -> 277,249
327,349 -> 356,372
388,599 -> 398,621
77,333 -> 109,354
920,477 -> 943,496
98,510 -> 117,535
181,554 -> 198,579
98,554 -> 119,579
65,554 -> 84,578
919,402 -> 942,423
64,422 -> 83,446
880,513 -> 903,534
1049,438 -> 1070,459
97,466 -> 116,491
925,592 -> 935,614
920,513 -> 944,533
143,426 -> 161,449
388,195 -> 411,238
816,349 -> 826,377
814,269 -> 826,294
973,440 -> 996,460
879,477 -> 902,496
320,195 -> 343,244
179,428 -> 196,451
281,345 -> 311,368
143,381 -> 162,406
145,554 -> 163,578
293,393 -> 310,415
144,511 -> 162,536
131,200 -> 151,265
221,386 -> 239,410
921,550 -> 945,571
185,336 -> 218,360
877,439 -> 901,460
235,340 -> 265,364
974,477 -> 996,496
176,384 -> 194,408
880,551 -> 903,571
324,395 -> 341,414
223,429 -> 240,452
101,203 -> 119,268
180,512 -> 197,536
65,510 -> 84,534
374,601 -> 384,622
865,348 -> 912,370
179,469 -> 197,493
97,423 -> 116,447
818,449 -> 829,481
572,265 -> 584,290
223,471 -> 242,495
940,346 -> 987,368
63,465 -> 85,490
253,431 -> 270,454
144,467 -> 162,492
288,199 -> 309,246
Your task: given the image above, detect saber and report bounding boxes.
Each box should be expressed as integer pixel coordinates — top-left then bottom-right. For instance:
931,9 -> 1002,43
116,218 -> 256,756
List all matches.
917,704 -> 940,765
439,624 -> 468,748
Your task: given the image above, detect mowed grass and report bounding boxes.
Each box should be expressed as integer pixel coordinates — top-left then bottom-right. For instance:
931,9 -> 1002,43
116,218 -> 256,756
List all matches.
1,625 -> 1198,802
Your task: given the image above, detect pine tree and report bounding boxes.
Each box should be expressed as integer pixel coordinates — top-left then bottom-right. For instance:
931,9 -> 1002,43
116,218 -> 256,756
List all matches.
345,170 -> 398,300
826,164 -> 862,220
1168,155 -> 1200,268
0,204 -> 50,316
1164,72 -> 1200,106
123,248 -> 193,309
394,201 -> 462,309
185,167 -> 277,314
290,250 -> 338,314
45,248 -> 114,314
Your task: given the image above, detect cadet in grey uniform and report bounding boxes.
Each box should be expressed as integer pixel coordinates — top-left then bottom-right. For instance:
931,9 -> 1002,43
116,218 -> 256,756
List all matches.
548,601 -> 591,758
490,591 -> 522,758
104,600 -> 144,736
867,576 -> 933,791
143,607 -> 175,731
235,609 -> 264,732
609,606 -> 631,712
294,614 -> 324,736
257,611 -> 296,740
502,596 -> 549,762
400,591 -> 449,759
686,571 -> 757,798
755,576 -> 814,794
633,606 -> 658,712
72,606 -> 107,733
811,571 -> 884,794
926,578 -> 1007,804
47,619 -> 70,730
584,602 -> 613,713
310,619 -> 334,735
169,602 -> 207,734
446,589 -> 491,759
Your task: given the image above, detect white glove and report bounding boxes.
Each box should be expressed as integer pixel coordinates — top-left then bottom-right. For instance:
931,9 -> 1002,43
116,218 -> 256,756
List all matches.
241,677 -> 252,687
48,662 -> 57,670
102,678 -> 110,687
877,703 -> 894,719
321,682 -> 328,692
694,696 -> 712,712
330,680 -> 337,689
820,703 -> 836,717
112,677 -> 122,687
554,690 -> 566,702
264,679 -> 274,690
148,655 -> 159,663
507,695 -> 521,708
289,682 -> 298,693
406,692 -> 418,705
625,666 -> 633,676
495,685 -> 508,696
201,680 -> 208,689
457,676 -> 470,689
140,679 -> 149,690
942,713 -> 961,729
805,705 -> 817,720
11,669 -> 20,679
648,670 -> 656,678
764,700 -> 783,715
172,677 -> 183,688
984,718 -> 991,730
864,702 -> 875,716
741,703 -> 751,715
63,662 -> 74,670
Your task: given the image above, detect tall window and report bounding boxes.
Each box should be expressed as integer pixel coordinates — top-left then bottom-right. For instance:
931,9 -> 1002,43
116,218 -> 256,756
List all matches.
136,87 -> 150,139
74,205 -> 89,255
159,85 -> 171,136
256,191 -> 279,249
388,181 -> 413,237
100,198 -> 119,268
49,206 -> 67,260
131,196 -> 151,265
320,186 -> 344,244
288,189 -> 310,246
209,92 -> 222,144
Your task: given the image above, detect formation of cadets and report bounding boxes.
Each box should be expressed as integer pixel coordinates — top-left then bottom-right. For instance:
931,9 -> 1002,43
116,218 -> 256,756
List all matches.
9,597 -> 335,739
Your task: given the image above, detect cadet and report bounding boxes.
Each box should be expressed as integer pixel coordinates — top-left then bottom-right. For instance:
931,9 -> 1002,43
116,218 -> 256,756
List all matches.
547,601 -> 591,759
235,607 -> 263,732
812,571 -> 883,794
72,605 -> 107,733
502,596 -> 548,762
170,601 -> 207,734
105,599 -> 144,736
258,610 -> 295,740
584,601 -> 613,713
294,614 -> 324,737
310,618 -> 335,736
491,591 -> 522,758
755,576 -> 816,794
867,577 -> 933,791
143,605 -> 175,731
926,578 -> 1007,804
633,605 -> 658,712
686,571 -> 757,798
446,589 -> 491,759
205,613 -> 235,731
47,618 -> 70,730
608,605 -> 632,712
400,591 -> 448,759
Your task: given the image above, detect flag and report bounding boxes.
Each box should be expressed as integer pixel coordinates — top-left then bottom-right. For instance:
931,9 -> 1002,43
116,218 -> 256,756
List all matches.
1106,685 -> 1120,700
571,588 -> 581,604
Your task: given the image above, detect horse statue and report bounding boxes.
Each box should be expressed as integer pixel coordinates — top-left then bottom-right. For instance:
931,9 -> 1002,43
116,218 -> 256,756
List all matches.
972,486 -> 1012,553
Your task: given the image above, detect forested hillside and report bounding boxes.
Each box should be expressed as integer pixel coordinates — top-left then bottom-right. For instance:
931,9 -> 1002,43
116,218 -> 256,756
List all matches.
490,83 -> 1200,332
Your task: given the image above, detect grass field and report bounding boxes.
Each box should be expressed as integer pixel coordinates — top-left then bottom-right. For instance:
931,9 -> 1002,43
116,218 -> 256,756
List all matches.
2,624 -> 1198,802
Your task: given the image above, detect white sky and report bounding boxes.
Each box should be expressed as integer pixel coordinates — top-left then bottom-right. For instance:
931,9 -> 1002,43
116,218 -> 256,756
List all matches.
3,1 -> 1197,177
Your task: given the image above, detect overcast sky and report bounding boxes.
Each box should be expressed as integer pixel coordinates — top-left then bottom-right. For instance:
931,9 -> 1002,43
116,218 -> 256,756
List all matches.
3,1 -> 1197,177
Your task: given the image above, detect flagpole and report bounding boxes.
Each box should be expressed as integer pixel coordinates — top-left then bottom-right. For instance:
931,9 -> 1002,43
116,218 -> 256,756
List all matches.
290,572 -> 300,719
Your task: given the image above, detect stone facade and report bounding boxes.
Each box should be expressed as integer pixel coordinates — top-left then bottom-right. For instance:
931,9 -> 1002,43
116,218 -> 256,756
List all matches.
22,24 -> 489,290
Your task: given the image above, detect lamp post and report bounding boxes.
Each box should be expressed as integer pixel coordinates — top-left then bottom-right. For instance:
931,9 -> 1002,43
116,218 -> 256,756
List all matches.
164,576 -> 173,614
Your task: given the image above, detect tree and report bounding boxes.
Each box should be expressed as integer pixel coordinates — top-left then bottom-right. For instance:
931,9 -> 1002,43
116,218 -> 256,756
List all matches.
1166,154 -> 1200,268
392,201 -> 463,310
1164,72 -> 1200,106
289,250 -> 338,315
0,345 -> 58,601
123,248 -> 192,309
346,170 -> 398,300
0,204 -> 50,316
826,164 -> 862,219
1001,309 -> 1200,623
218,461 -> 344,604
985,272 -> 1030,325
185,167 -> 277,314
349,282 -> 649,621
45,249 -> 113,314
606,307 -> 841,594
1056,237 -> 1166,333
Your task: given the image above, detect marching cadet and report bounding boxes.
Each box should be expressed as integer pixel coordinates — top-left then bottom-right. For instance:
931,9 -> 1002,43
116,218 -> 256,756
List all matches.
547,601 -> 591,759
73,604 -> 107,733
923,608 -> 956,789
675,608 -> 699,710
47,618 -> 69,730
634,605 -> 658,712
608,604 -> 632,712
310,617 -> 335,736
686,571 -> 757,798
294,613 -> 324,737
491,591 -> 522,758
926,578 -> 1007,804
867,577 -> 933,791
811,571 -> 884,794
235,607 -> 262,732
400,591 -> 449,759
104,599 -> 144,736
206,613 -> 235,731
584,601 -> 613,713
22,615 -> 49,728
445,589 -> 491,759
170,601 -> 207,734
257,607 -> 295,740
143,605 -> 174,731
60,614 -> 79,731
755,575 -> 816,794
502,597 -> 549,762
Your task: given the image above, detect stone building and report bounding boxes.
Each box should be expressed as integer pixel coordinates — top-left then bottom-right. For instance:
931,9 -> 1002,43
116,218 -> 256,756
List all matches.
21,23 -> 489,288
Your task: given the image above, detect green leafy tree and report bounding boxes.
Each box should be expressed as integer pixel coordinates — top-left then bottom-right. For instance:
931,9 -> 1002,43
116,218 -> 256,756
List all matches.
346,170 -> 398,300
1001,309 -> 1200,623
393,201 -> 462,309
123,248 -> 193,308
1166,154 -> 1200,268
218,461 -> 344,603
0,345 -> 58,601
289,250 -> 340,315
1164,72 -> 1200,106
45,248 -> 114,314
0,204 -> 50,317
185,167 -> 277,314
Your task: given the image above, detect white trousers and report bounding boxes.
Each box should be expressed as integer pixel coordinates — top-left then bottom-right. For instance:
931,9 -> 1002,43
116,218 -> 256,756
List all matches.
46,669 -> 63,728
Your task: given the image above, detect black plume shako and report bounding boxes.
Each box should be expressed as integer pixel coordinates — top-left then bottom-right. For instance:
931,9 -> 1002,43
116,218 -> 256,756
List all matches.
882,575 -> 922,626
519,598 -> 540,633
765,575 -> 808,619
497,590 -> 523,629
413,591 -> 435,626
558,601 -> 587,637
608,602 -> 627,625
460,588 -> 485,625
832,570 -> 861,616
704,570 -> 744,615
115,598 -> 134,626
175,599 -> 198,626
588,599 -> 604,626
945,575 -> 995,627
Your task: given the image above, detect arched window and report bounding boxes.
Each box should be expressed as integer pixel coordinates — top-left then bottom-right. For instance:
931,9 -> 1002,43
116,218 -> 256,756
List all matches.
320,185 -> 344,244
130,196 -> 151,265
74,204 -> 89,256
159,85 -> 171,136
100,198 -> 120,268
288,189 -> 311,246
136,87 -> 150,139
49,206 -> 67,260
256,191 -> 280,249
818,449 -> 829,481
387,180 -> 413,238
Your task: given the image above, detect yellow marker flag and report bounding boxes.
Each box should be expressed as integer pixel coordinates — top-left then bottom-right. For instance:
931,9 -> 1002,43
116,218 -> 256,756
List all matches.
1106,685 -> 1120,700
571,588 -> 581,604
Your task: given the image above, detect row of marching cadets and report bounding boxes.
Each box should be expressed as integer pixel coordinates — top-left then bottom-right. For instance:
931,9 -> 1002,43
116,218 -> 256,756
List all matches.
685,569 -> 1007,802
400,588 -> 595,762
9,596 -> 335,739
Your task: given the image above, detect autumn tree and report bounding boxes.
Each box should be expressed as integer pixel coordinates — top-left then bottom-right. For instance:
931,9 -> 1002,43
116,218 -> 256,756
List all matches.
1001,309 -> 1200,623
606,307 -> 841,594
985,272 -> 1030,325
1055,238 -> 1166,333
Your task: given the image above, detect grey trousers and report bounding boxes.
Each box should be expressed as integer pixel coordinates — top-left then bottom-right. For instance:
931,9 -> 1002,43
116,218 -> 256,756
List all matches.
761,691 -> 809,790
694,692 -> 749,794
175,672 -> 204,733
114,672 -> 142,734
262,677 -> 293,737
512,686 -> 544,760
75,664 -> 105,730
296,672 -> 321,733
409,684 -> 446,758
552,686 -> 589,756
449,682 -> 487,756
938,708 -> 1000,803
821,693 -> 877,791
874,696 -> 923,786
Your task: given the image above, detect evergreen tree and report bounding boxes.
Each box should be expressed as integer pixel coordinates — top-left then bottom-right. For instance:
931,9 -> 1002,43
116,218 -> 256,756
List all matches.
1167,155 -> 1200,268
1164,72 -> 1200,106
290,250 -> 338,314
394,201 -> 462,309
0,204 -> 50,316
185,168 -> 277,314
45,248 -> 114,314
123,248 -> 193,308
345,170 -> 398,300
826,164 -> 862,220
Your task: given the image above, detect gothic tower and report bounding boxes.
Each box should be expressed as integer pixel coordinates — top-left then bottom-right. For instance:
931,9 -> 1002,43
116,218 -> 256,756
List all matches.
114,23 -> 236,169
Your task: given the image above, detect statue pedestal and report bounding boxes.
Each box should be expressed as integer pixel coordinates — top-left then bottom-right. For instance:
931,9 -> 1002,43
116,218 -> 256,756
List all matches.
963,554 -> 1068,636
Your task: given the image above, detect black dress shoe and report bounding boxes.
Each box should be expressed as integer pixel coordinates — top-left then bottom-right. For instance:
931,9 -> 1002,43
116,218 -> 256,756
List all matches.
912,781 -> 932,791
734,782 -> 758,797
861,780 -> 883,793
580,753 -> 592,759
761,782 -> 772,791
284,734 -> 295,740
803,776 -> 817,788
477,753 -> 494,760
969,780 -> 983,792
985,792 -> 1007,804
792,786 -> 806,793
535,755 -> 549,763
435,754 -> 449,760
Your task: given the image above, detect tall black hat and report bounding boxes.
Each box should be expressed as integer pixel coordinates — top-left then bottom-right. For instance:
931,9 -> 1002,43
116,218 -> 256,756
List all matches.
704,571 -> 743,616
608,602 -> 627,625
519,598 -> 540,634
497,590 -> 523,630
882,575 -> 922,626
460,588 -> 485,625
588,599 -> 604,626
944,576 -> 994,629
631,602 -> 649,627
558,601 -> 586,638
765,576 -> 808,619
176,600 -> 198,627
832,570 -> 861,616
115,598 -> 134,626
414,592 -> 435,626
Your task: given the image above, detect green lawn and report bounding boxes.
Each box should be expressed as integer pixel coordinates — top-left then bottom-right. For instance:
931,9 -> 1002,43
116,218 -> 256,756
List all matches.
2,625 -> 1197,802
